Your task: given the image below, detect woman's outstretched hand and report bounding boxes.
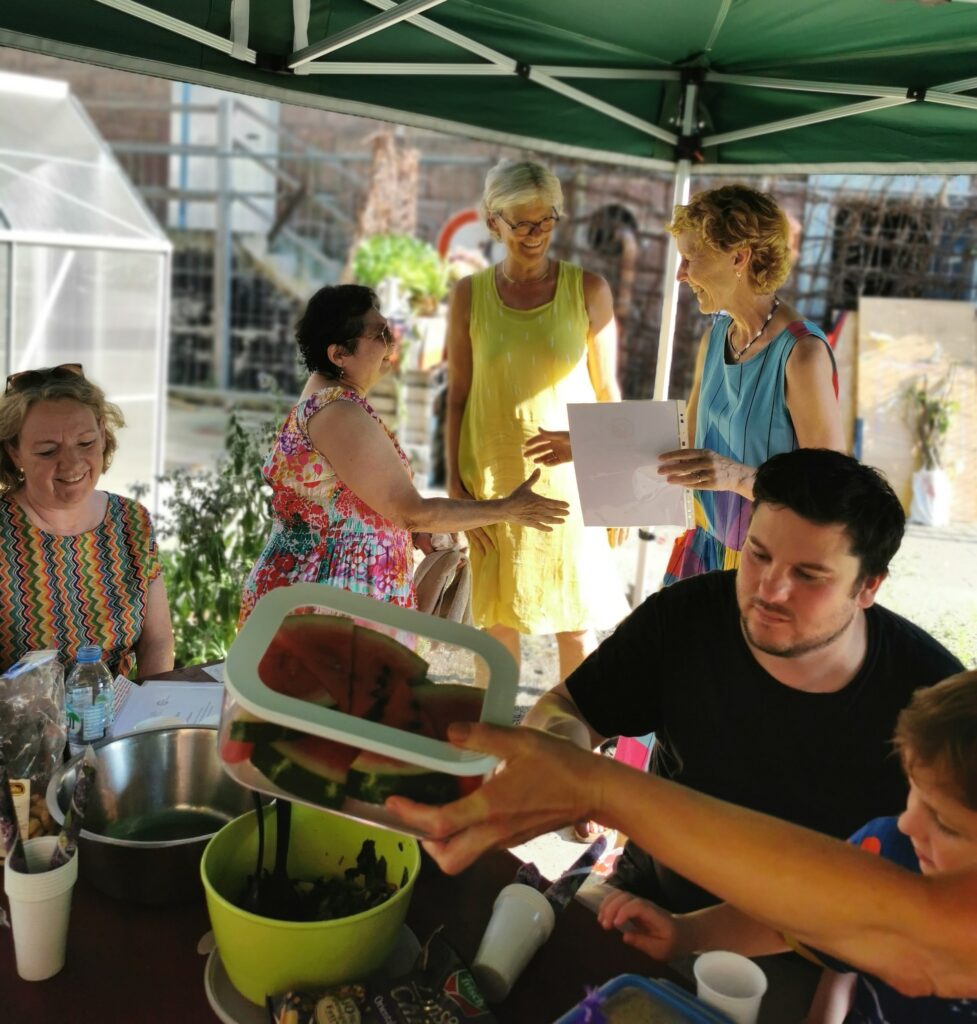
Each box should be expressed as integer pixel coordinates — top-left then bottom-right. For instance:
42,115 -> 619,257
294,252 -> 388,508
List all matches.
504,468 -> 571,531
658,448 -> 756,499
524,428 -> 573,466
385,723 -> 599,875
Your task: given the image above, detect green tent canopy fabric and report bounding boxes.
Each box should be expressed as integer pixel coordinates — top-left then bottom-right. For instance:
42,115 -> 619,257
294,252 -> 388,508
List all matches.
1,0 -> 976,172
2,0 -> 973,603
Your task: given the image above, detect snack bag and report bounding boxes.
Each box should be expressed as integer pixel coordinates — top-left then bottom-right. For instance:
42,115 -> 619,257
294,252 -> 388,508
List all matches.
267,931 -> 498,1024
0,650 -> 67,847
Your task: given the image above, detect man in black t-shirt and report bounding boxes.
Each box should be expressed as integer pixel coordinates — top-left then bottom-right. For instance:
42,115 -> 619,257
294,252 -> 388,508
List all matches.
524,450 -> 963,912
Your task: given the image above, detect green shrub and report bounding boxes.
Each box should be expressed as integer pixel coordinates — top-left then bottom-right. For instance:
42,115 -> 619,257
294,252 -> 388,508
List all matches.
352,233 -> 448,313
155,403 -> 282,666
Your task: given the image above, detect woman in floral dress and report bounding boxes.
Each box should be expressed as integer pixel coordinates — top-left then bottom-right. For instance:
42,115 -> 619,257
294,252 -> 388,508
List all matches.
239,285 -> 569,623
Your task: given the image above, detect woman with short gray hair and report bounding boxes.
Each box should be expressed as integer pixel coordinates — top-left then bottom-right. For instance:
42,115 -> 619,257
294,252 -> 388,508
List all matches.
445,158 -> 628,746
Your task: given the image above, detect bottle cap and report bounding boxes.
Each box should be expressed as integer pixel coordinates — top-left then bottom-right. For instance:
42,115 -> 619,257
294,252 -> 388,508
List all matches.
75,646 -> 102,663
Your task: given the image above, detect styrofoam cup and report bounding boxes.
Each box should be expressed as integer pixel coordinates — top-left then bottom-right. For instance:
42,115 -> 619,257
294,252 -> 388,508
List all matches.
471,883 -> 556,1002
694,950 -> 768,1024
3,835 -> 78,981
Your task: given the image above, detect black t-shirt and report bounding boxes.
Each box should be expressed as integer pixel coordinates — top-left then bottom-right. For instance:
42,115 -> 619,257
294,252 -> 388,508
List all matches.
565,570 -> 963,912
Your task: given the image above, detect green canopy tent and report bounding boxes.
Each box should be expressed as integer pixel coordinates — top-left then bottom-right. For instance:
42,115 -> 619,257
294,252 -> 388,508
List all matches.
2,0 -> 975,599
2,0 -> 976,396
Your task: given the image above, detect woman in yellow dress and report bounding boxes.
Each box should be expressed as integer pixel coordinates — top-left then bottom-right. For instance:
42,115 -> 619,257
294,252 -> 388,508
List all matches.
445,159 -> 628,686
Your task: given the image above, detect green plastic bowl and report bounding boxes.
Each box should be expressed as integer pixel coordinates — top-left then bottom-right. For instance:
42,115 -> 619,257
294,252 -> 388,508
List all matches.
200,803 -> 420,1005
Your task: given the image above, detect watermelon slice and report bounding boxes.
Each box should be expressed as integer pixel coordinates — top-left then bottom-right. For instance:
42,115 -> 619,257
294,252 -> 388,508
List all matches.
351,626 -> 428,693
257,615 -> 430,722
249,735 -> 360,809
220,709 -> 302,764
257,614 -> 353,706
347,749 -> 469,806
409,683 -> 484,741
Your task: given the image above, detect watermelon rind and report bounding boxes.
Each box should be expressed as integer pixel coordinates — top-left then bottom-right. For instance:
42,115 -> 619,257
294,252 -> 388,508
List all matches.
347,750 -> 463,806
249,738 -> 354,809
228,717 -> 303,744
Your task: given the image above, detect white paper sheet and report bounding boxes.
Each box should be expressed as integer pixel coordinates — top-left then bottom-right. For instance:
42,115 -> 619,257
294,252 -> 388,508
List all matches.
568,400 -> 692,528
111,680 -> 224,735
201,662 -> 224,683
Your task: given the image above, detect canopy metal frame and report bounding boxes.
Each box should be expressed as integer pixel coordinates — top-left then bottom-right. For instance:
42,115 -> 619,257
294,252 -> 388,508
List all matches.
85,0 -> 977,403
37,0 -> 977,598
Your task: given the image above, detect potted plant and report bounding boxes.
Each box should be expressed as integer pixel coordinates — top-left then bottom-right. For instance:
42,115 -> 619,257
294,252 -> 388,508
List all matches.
351,233 -> 448,316
907,371 -> 957,527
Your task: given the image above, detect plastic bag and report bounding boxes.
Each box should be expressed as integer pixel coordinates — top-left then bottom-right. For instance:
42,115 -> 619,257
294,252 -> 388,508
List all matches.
0,650 -> 67,792
909,468 -> 952,527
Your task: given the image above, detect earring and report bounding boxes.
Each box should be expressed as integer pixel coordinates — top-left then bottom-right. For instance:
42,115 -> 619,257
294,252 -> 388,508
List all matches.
736,271 -> 742,280
338,366 -> 345,380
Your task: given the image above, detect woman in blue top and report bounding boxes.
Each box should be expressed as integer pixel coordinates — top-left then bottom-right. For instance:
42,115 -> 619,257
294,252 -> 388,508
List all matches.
658,184 -> 845,582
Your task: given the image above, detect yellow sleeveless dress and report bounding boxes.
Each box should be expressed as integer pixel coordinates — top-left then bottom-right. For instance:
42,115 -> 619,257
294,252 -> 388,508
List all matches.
459,262 -> 627,633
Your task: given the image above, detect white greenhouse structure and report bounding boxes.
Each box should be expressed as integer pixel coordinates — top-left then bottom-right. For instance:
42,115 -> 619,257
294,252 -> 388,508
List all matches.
0,71 -> 170,508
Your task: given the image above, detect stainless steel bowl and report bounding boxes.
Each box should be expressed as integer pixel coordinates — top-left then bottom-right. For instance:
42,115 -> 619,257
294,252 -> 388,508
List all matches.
46,726 -> 258,905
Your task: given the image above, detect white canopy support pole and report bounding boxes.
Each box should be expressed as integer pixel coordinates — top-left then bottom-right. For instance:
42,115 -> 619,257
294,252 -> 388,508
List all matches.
631,78 -> 697,609
358,0 -> 678,147
926,92 -> 977,112
229,0 -> 250,62
652,160 -> 692,405
302,62 -> 511,75
292,0 -> 312,74
528,73 -> 678,146
703,96 -> 910,148
91,0 -> 257,62
708,72 -> 909,99
300,62 -> 678,80
289,0 -> 448,68
533,67 -> 680,81
940,75 -> 977,93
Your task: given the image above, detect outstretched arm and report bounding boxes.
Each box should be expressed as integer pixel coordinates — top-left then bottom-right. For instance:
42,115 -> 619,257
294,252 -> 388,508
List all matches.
386,724 -> 977,1001
307,401 -> 568,535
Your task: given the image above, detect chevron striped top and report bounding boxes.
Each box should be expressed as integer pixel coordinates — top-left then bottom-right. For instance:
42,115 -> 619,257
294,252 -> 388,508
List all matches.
0,492 -> 162,678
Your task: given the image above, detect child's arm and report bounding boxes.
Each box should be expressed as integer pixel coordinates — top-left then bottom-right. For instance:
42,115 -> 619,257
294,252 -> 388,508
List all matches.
804,968 -> 856,1024
597,887 -> 790,961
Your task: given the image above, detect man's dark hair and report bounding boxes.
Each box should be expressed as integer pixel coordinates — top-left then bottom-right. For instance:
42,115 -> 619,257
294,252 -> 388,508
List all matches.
296,284 -> 378,379
752,449 -> 905,579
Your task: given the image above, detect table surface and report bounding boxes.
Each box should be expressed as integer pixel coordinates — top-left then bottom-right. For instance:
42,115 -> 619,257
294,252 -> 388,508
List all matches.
1,664 -> 675,1023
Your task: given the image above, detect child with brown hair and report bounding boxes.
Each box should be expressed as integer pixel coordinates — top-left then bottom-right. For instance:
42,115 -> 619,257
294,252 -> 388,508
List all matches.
597,670 -> 977,1023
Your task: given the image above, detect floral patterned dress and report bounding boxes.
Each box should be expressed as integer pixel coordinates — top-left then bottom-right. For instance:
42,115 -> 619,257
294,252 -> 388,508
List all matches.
238,386 -> 416,624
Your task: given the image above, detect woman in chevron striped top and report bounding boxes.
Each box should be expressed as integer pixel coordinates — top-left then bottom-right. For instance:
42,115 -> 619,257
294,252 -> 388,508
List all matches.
0,365 -> 174,678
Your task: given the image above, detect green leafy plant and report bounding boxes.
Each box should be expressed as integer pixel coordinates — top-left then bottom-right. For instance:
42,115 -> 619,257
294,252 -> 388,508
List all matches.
907,372 -> 957,471
155,400 -> 283,666
352,233 -> 448,314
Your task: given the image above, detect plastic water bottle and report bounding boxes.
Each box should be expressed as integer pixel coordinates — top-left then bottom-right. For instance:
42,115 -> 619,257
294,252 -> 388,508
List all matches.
66,646 -> 114,755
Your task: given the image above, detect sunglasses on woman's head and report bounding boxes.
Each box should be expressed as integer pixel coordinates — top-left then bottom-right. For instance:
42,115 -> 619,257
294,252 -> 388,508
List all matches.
5,363 -> 84,395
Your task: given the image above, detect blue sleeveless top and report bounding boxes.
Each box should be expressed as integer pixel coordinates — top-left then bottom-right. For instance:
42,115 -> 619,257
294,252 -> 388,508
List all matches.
664,315 -> 837,583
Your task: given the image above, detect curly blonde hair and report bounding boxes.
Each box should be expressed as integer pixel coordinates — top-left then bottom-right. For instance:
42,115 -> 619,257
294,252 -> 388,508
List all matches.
480,159 -> 564,235
0,372 -> 124,492
667,184 -> 792,294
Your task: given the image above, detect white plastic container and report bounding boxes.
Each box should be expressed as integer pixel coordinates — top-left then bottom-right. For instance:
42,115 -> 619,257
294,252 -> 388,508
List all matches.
4,835 -> 78,981
219,584 -> 518,836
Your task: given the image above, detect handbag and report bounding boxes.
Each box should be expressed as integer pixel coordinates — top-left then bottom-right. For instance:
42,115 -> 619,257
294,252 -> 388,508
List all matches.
413,547 -> 473,624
